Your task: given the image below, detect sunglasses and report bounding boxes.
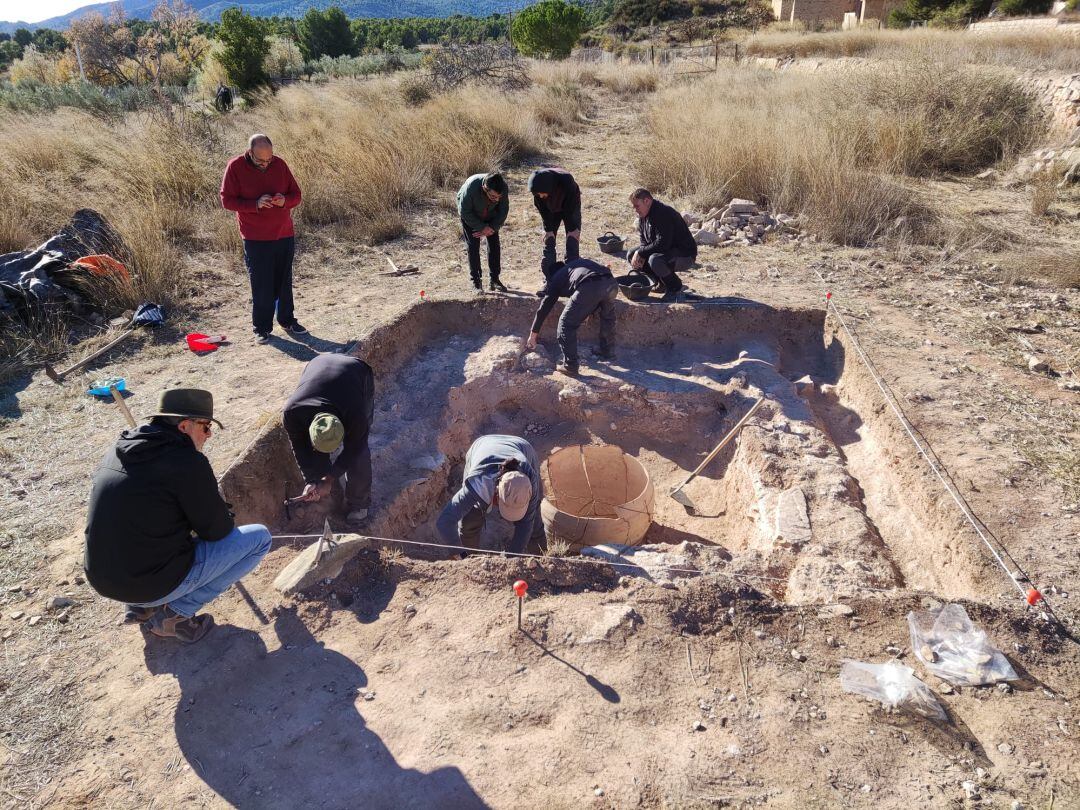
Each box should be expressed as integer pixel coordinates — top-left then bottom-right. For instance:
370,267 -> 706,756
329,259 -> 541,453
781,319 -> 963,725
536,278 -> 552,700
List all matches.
194,420 -> 213,434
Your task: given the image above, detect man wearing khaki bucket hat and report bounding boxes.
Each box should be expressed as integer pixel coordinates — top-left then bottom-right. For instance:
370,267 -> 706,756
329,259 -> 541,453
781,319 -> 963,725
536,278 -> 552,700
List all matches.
83,389 -> 272,644
436,435 -> 545,555
283,353 -> 375,526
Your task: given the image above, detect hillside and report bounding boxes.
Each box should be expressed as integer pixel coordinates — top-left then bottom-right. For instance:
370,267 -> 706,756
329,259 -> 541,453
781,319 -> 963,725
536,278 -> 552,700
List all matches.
0,0 -> 529,34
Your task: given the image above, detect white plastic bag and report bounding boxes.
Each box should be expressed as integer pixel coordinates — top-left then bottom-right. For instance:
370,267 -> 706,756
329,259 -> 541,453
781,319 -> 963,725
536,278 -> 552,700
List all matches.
840,659 -> 947,720
907,604 -> 1017,686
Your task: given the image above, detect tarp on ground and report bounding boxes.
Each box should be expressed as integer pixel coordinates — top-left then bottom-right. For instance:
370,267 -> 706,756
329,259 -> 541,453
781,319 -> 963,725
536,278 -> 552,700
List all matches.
0,209 -> 129,315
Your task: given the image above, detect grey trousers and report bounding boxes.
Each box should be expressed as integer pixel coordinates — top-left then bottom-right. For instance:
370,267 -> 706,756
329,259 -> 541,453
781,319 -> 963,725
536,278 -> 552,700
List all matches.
460,507 -> 546,553
557,276 -> 618,366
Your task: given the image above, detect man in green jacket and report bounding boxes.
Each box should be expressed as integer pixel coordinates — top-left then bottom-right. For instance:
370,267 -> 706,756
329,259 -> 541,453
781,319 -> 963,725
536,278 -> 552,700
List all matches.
456,172 -> 509,292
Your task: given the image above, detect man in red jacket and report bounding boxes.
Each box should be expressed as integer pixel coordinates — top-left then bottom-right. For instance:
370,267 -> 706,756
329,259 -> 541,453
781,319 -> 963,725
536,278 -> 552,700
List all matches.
220,133 -> 306,344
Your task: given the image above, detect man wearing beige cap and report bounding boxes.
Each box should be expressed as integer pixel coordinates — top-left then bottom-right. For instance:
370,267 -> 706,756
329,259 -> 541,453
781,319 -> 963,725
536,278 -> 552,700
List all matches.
84,389 -> 272,644
283,353 -> 375,525
436,435 -> 545,554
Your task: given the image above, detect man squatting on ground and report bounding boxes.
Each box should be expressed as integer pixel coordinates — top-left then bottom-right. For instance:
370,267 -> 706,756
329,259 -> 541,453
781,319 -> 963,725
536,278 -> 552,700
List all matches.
456,171 -> 509,293
437,435 -> 545,555
525,257 -> 617,376
528,167 -> 581,269
220,133 -> 307,344
626,187 -> 697,303
83,389 -> 272,644
283,353 -> 375,526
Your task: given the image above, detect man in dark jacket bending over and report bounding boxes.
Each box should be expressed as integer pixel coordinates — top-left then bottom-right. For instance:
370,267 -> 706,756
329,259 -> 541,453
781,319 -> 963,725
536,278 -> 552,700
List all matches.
436,435 -> 544,554
283,353 -> 375,526
84,389 -> 271,644
528,167 -> 581,270
525,257 -> 617,376
456,171 -> 510,292
626,187 -> 696,303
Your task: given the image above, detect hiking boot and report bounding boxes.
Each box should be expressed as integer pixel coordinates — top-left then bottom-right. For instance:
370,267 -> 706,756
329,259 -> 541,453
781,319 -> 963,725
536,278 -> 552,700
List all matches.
556,362 -> 579,377
490,280 -> 508,293
284,321 -> 309,336
123,604 -> 156,625
592,347 -> 615,361
255,331 -> 271,345
659,289 -> 683,304
345,508 -> 369,526
147,605 -> 214,644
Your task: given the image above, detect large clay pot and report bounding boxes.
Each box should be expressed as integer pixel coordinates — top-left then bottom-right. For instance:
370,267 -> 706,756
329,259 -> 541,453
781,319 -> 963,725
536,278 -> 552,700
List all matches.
541,444 -> 654,551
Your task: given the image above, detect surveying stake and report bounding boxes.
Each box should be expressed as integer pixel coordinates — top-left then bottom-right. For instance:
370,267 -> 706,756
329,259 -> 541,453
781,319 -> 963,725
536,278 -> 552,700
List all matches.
513,580 -> 528,631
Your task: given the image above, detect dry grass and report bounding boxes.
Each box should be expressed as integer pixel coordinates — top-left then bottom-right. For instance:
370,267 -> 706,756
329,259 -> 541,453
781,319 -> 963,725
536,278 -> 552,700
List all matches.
532,59 -> 661,97
635,61 -> 1043,246
1030,169 -> 1058,218
743,27 -> 1080,72
0,72 -> 583,376
1001,245 -> 1080,288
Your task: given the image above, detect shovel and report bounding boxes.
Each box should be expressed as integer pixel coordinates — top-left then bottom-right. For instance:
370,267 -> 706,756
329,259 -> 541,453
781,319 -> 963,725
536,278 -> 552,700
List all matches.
669,396 -> 766,516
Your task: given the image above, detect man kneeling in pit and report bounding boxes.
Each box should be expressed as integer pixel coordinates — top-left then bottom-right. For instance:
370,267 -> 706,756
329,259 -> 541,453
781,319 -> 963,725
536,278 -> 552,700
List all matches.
436,435 -> 546,555
283,353 -> 375,526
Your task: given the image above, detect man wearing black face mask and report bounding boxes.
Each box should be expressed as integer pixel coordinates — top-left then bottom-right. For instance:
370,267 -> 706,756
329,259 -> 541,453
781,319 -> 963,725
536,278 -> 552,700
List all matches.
523,257 -> 618,376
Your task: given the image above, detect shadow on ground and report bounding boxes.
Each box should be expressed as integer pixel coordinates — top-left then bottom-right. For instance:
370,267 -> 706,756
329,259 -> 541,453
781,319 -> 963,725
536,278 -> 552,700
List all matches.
143,608 -> 488,809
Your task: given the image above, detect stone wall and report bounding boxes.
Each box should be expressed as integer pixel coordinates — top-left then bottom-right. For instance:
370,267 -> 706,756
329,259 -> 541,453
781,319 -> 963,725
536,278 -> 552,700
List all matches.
784,0 -> 857,24
1017,72 -> 1080,134
968,18 -> 1080,36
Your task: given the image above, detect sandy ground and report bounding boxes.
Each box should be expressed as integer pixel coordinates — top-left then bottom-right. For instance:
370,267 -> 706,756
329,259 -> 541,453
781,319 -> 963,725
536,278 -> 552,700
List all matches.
1,83 -> 1079,808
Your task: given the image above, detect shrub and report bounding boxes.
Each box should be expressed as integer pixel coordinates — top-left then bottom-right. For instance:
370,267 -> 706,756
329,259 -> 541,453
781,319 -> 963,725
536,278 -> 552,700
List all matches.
399,74 -> 433,106
512,0 -> 588,59
216,8 -> 269,96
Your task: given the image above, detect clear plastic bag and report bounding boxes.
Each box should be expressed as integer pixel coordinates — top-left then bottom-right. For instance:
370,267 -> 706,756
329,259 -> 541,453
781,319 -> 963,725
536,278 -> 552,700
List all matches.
840,659 -> 947,720
907,604 -> 1017,686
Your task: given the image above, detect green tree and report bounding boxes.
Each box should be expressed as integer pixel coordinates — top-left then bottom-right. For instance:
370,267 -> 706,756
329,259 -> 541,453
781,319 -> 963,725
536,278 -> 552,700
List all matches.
512,0 -> 587,59
0,39 -> 21,69
13,28 -> 33,47
32,27 -> 67,53
216,8 -> 269,95
298,7 -> 354,60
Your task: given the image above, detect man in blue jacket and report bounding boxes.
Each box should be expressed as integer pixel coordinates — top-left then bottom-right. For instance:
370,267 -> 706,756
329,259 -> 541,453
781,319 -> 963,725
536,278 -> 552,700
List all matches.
436,435 -> 544,554
525,257 -> 617,376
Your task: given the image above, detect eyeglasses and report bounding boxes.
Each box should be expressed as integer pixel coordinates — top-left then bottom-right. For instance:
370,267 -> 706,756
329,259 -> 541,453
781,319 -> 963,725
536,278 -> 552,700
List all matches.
195,420 -> 213,434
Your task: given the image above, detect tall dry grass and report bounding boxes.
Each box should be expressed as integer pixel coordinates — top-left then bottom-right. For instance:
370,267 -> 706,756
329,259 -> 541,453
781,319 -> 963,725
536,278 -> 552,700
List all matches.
532,59 -> 661,97
635,61 -> 1044,246
0,72 -> 587,374
743,28 -> 1080,72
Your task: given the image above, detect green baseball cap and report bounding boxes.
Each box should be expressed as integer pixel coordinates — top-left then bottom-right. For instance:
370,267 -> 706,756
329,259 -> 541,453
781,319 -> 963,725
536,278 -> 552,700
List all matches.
309,412 -> 344,453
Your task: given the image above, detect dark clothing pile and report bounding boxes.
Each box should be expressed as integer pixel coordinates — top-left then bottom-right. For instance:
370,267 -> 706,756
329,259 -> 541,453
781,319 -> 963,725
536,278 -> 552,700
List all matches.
528,168 -> 582,233
84,424 -> 235,604
0,209 -> 127,315
531,258 -> 617,367
635,199 -> 697,264
283,354 -> 375,509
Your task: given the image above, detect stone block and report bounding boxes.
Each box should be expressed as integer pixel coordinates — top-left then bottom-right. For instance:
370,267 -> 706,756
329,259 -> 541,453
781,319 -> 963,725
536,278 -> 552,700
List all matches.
775,487 -> 812,548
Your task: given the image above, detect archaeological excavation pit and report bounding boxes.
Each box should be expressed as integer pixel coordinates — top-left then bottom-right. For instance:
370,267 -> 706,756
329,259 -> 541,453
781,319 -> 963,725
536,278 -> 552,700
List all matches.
219,296 -> 1000,606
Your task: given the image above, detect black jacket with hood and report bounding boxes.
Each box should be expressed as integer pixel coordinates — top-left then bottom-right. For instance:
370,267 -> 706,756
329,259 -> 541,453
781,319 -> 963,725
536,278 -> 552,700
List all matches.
83,423 -> 235,603
528,168 -> 581,232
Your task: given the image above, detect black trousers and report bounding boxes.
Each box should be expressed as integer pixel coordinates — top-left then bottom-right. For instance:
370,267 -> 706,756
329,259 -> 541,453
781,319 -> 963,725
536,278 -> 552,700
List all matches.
557,276 -> 618,366
243,236 -> 296,334
337,438 -> 372,511
460,220 -> 501,286
627,248 -> 690,292
542,206 -> 582,269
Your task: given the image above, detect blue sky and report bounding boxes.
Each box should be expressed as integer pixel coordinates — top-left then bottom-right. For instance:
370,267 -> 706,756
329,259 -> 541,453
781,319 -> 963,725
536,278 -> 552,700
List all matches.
1,0 -> 89,23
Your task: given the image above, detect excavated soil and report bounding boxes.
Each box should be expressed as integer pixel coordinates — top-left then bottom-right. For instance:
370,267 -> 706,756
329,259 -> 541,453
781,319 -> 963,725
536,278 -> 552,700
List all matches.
222,296 -> 993,606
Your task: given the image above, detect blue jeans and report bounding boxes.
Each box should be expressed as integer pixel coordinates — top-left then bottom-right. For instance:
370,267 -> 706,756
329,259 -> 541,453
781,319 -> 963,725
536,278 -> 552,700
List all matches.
131,524 -> 272,617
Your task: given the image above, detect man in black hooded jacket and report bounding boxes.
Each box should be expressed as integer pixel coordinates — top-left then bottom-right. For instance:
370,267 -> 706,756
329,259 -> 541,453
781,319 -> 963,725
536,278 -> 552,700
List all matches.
84,388 -> 271,644
626,187 -> 696,302
528,167 -> 581,271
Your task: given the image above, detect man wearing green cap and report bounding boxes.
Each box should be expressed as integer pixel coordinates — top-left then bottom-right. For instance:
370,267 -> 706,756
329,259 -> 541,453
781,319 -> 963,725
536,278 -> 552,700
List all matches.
84,389 -> 272,644
283,353 -> 375,525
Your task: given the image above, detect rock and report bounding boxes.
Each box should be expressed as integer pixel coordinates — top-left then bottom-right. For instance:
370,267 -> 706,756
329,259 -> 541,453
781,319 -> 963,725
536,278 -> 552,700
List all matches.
976,169 -> 998,181
1027,355 -> 1050,374
28,615 -> 42,626
521,347 -> 555,374
775,487 -> 811,548
681,210 -> 697,225
724,199 -> 759,216
9,610 -> 24,620
693,229 -> 721,247
826,635 -> 838,648
817,603 -> 854,619
753,629 -> 767,640
409,453 -> 445,473
594,788 -> 605,797
937,680 -> 955,695
961,780 -> 979,799
47,596 -> 75,611
1011,802 -> 1025,810
1059,380 -> 1080,392
791,649 -> 807,662
690,720 -> 706,732
273,534 -> 373,595
581,604 -> 641,643
998,742 -> 1015,755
